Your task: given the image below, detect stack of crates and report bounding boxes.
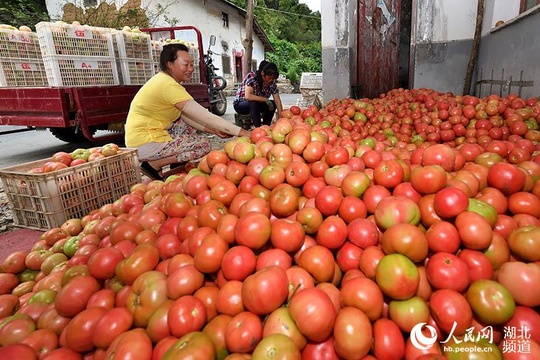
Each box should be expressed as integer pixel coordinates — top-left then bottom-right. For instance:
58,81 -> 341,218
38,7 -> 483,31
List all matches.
159,39 -> 201,84
298,72 -> 323,107
151,40 -> 163,75
0,26 -> 48,87
36,21 -> 119,86
113,29 -> 154,85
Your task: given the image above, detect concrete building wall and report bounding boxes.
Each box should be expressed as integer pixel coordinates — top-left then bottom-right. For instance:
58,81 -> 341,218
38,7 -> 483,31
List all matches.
476,7 -> 540,98
321,0 -> 357,102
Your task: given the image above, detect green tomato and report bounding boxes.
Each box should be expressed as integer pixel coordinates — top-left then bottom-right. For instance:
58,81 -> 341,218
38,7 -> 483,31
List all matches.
63,236 -> 81,258
465,279 -> 516,325
18,269 -> 39,282
71,148 -> 91,161
467,198 -> 498,227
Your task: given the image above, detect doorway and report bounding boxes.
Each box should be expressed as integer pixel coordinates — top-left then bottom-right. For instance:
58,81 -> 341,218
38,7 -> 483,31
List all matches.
234,56 -> 243,83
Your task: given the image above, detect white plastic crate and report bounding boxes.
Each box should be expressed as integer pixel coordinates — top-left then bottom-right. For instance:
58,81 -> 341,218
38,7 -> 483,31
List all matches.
151,40 -> 162,74
0,28 -> 42,60
113,30 -> 152,60
300,72 -> 322,90
117,59 -> 154,85
0,58 -> 48,87
36,21 -> 114,58
0,148 -> 141,230
42,55 -> 119,86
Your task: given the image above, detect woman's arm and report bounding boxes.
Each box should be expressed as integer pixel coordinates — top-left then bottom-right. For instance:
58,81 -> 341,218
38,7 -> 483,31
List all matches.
273,93 -> 284,118
177,100 -> 250,137
244,86 -> 268,102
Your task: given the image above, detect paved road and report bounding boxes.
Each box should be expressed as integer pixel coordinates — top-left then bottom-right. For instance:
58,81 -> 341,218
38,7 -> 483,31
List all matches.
0,94 -> 302,170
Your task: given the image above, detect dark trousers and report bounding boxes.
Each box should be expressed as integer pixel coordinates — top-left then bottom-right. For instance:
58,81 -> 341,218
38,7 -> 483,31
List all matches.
233,100 -> 276,127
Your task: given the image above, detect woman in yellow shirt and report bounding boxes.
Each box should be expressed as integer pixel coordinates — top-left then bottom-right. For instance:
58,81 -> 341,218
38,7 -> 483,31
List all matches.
125,43 -> 249,180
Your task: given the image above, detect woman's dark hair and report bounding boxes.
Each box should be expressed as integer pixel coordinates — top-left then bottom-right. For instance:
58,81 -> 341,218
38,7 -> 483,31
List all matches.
257,60 -> 269,73
255,61 -> 279,87
159,43 -> 189,72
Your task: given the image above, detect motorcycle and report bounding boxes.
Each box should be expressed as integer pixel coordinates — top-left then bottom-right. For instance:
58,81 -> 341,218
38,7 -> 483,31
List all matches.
204,35 -> 227,116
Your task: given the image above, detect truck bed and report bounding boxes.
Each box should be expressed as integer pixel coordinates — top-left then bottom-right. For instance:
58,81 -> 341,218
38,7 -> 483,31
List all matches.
0,83 -> 210,142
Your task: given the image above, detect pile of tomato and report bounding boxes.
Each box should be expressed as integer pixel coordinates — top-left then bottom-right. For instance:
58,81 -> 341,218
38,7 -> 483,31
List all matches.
0,88 -> 539,359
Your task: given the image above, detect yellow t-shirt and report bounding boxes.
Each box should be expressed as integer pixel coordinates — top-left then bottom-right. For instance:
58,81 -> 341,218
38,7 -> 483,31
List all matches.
125,72 -> 193,147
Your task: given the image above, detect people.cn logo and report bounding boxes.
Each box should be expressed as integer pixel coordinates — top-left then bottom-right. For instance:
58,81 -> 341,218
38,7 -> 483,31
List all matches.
410,323 -> 438,350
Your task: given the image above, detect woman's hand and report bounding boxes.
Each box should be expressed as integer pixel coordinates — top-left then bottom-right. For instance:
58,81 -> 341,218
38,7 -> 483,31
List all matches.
215,131 -> 233,139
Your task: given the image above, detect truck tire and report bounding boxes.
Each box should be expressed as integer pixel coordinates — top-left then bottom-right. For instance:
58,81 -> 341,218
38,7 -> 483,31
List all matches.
49,127 -> 96,143
211,91 -> 227,116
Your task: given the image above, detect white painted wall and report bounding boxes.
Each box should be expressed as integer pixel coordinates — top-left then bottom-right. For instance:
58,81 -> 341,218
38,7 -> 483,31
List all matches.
44,0 -> 267,81
482,0 -> 521,34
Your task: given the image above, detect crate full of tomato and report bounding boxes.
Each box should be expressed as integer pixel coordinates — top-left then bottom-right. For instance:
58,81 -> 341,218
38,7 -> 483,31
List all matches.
0,144 -> 141,230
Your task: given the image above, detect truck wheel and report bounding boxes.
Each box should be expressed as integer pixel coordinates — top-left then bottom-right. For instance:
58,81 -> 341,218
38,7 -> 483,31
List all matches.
49,127 -> 96,143
211,91 -> 227,116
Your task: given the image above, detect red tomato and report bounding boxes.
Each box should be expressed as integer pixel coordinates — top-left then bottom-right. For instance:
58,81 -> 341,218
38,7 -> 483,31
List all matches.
425,221 -> 461,254
430,289 -> 473,336
221,246 -> 257,281
54,275 -> 100,318
0,343 -> 38,360
297,245 -> 335,283
373,159 -> 405,189
454,211 -> 493,250
86,247 -> 124,280
316,215 -> 348,249
104,328 -> 153,360
202,314 -> 233,359
497,261 -> 540,307
92,307 -> 133,348
487,162 -> 526,196
167,295 -> 207,338
289,287 -> 336,342
241,266 -> 288,315
62,307 -> 107,352
193,233 -> 229,274
314,185 -> 343,217
426,252 -> 471,292
381,222 -> 429,263
301,337 -> 339,359
225,311 -> 263,353
433,187 -> 469,219
333,307 -> 372,359
270,219 -> 305,253
215,279 -> 244,315
373,318 -> 406,360
504,306 -> 540,344
234,212 -> 271,250
374,195 -> 421,230
127,270 -> 168,327
115,243 -> 160,285
255,248 -> 292,271
411,165 -> 447,195
339,276 -> 384,321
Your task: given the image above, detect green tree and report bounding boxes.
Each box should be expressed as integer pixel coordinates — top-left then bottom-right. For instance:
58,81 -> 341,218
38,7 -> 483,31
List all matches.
0,0 -> 49,30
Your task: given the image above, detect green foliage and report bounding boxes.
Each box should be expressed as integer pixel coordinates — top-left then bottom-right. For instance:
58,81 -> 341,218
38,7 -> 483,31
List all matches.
0,0 -> 49,30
